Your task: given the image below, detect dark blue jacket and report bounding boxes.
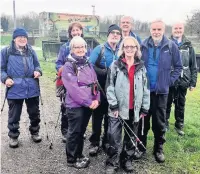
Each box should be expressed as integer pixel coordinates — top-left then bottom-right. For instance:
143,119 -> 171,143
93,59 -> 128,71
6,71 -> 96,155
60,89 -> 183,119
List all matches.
1,42 -> 42,99
141,36 -> 182,94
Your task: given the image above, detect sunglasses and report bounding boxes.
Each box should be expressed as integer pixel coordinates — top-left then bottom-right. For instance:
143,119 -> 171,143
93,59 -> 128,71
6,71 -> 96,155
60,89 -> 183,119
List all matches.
110,31 -> 121,35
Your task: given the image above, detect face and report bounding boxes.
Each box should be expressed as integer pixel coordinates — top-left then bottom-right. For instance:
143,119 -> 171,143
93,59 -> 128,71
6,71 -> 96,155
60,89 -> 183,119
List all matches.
71,26 -> 82,37
172,23 -> 184,39
123,39 -> 137,58
150,21 -> 165,44
120,17 -> 132,32
72,44 -> 86,57
14,36 -> 27,47
107,30 -> 121,44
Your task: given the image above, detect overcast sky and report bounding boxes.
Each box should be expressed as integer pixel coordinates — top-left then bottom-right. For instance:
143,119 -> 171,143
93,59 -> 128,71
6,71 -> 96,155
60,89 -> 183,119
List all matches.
1,0 -> 200,24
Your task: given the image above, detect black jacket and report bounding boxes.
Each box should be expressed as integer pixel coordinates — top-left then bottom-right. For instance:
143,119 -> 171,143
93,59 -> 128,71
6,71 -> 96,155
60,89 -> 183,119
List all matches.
171,35 -> 197,88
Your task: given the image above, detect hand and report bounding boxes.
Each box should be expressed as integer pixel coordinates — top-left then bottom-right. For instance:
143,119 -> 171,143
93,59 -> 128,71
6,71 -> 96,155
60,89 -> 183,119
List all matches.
113,110 -> 119,118
89,100 -> 99,109
140,113 -> 147,119
5,78 -> 14,87
189,87 -> 195,91
34,71 -> 41,78
58,66 -> 63,73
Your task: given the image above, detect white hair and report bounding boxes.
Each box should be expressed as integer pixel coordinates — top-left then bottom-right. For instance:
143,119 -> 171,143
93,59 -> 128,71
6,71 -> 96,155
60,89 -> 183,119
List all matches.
69,36 -> 87,53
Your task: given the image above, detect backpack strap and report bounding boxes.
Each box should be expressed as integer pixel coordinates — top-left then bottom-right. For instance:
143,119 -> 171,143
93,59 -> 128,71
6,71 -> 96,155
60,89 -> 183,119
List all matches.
95,44 -> 105,68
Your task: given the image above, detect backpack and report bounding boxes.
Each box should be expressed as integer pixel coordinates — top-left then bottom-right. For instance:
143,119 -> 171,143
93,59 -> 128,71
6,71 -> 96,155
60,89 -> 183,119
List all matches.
94,44 -> 105,68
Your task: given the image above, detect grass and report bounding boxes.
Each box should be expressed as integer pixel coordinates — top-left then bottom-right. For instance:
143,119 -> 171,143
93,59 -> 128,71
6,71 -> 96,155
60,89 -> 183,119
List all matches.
36,49 -> 200,174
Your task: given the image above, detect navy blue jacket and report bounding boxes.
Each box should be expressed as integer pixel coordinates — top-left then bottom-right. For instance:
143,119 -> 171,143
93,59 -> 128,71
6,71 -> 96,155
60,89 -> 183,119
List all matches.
141,36 -> 182,94
1,42 -> 42,99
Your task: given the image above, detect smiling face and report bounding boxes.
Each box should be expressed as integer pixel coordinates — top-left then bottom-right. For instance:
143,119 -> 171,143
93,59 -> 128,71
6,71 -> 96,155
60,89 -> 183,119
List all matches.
150,21 -> 165,44
172,23 -> 184,39
123,38 -> 138,58
71,26 -> 83,38
72,44 -> 86,57
14,36 -> 27,47
120,16 -> 132,33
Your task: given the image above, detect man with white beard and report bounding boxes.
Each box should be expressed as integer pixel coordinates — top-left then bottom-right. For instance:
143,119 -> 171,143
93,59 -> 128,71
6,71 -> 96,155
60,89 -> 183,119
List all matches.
138,20 -> 182,163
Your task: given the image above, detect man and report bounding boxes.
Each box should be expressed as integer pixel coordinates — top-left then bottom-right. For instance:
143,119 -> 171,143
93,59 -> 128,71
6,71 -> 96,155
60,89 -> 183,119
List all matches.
120,16 -> 142,44
1,28 -> 42,148
166,22 -> 197,135
89,24 -> 122,156
138,20 -> 182,163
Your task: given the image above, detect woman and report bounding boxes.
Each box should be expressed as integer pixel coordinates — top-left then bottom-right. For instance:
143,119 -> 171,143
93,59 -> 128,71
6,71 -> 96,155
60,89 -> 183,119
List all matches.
62,36 -> 100,169
105,36 -> 150,174
55,22 -> 90,142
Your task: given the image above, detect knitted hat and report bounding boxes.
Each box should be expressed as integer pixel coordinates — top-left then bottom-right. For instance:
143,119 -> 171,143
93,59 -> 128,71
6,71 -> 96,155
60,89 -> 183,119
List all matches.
107,24 -> 122,36
13,28 -> 28,39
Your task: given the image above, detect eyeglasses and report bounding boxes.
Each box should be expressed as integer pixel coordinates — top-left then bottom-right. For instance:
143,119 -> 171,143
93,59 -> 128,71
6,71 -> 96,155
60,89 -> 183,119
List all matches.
73,46 -> 85,49
110,31 -> 121,35
123,45 -> 137,50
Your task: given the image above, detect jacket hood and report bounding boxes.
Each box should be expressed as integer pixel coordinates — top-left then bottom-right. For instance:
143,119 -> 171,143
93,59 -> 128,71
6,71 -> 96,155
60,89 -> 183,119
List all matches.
67,54 -> 89,65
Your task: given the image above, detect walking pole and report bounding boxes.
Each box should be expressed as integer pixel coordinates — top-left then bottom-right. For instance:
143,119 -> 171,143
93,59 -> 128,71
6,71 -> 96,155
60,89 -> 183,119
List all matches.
1,87 -> 8,113
118,116 -> 138,150
49,110 -> 62,149
119,115 -> 146,151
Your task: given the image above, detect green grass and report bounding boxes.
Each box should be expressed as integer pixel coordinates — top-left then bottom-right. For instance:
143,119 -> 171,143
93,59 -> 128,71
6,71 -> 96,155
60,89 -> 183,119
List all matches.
36,48 -> 200,174
1,35 -> 12,45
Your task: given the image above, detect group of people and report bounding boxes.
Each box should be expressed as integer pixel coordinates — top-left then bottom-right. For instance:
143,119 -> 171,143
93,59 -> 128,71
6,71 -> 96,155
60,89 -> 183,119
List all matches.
1,15 -> 197,174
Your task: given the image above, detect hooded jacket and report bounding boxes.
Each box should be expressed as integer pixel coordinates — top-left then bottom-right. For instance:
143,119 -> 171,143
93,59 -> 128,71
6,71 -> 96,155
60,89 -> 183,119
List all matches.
1,42 -> 42,99
106,57 -> 150,122
62,54 -> 100,108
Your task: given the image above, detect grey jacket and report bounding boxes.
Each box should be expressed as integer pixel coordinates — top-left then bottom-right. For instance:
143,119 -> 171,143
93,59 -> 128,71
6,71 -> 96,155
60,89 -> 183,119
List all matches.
106,58 -> 150,122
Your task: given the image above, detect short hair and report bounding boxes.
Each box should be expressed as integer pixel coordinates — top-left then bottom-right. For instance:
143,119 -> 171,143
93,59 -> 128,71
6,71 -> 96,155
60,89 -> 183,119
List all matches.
69,36 -> 87,53
118,36 -> 142,59
120,16 -> 133,24
150,19 -> 165,29
68,22 -> 84,40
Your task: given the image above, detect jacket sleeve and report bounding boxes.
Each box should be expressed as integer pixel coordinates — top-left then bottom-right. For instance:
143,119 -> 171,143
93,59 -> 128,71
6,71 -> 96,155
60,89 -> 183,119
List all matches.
32,50 -> 42,76
1,47 -> 9,83
61,62 -> 92,107
170,43 -> 183,86
189,46 -> 197,87
106,62 -> 118,111
55,44 -> 69,72
141,67 -> 150,114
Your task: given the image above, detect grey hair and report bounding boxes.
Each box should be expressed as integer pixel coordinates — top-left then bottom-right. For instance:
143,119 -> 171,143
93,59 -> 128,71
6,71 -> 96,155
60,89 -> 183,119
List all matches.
117,36 -> 142,59
69,36 -> 87,53
120,16 -> 134,24
150,19 -> 165,29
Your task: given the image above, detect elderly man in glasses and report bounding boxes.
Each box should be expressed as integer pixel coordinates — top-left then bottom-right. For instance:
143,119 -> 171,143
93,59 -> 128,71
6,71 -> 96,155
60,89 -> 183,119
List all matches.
89,24 -> 122,156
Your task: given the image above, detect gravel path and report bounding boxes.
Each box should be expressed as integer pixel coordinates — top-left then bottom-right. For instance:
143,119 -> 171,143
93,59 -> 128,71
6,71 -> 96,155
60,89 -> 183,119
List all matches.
1,76 -> 154,174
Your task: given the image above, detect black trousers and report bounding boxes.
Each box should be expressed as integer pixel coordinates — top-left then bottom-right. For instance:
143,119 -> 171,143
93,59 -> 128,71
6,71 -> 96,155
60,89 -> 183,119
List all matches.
66,107 -> 91,163
89,101 -> 108,146
166,86 -> 187,129
106,110 -> 139,168
138,93 -> 168,152
7,96 -> 41,139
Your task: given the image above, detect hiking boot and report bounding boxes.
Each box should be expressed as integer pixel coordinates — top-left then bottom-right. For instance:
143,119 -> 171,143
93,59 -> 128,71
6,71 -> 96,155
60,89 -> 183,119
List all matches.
175,127 -> 185,136
9,138 -> 19,148
89,145 -> 100,156
67,157 -> 90,169
62,135 -> 67,143
154,151 -> 165,163
102,143 -> 109,153
105,165 -> 117,174
31,134 -> 42,143
122,160 -> 134,172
